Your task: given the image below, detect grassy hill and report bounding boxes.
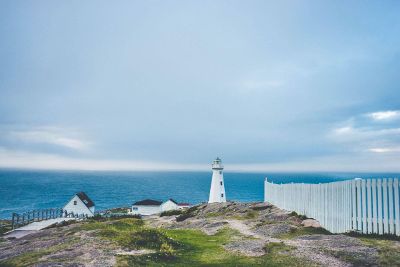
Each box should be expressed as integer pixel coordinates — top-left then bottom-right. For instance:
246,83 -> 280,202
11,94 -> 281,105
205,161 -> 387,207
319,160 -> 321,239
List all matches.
1,202 -> 399,266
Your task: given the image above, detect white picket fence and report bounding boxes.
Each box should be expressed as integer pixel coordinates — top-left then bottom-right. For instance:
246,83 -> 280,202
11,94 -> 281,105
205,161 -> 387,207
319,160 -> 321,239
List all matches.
264,178 -> 400,235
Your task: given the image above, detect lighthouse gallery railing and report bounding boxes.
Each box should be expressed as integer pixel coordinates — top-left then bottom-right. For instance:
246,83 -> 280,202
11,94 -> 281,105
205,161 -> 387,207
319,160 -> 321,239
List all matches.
264,178 -> 400,235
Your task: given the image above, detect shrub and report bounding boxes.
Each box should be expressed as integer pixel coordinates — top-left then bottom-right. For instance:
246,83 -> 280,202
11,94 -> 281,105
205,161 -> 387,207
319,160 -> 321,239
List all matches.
89,214 -> 141,222
176,206 -> 198,222
160,210 -> 182,217
264,242 -> 294,253
251,205 -> 270,211
130,229 -> 180,250
289,211 -> 307,220
160,242 -> 175,255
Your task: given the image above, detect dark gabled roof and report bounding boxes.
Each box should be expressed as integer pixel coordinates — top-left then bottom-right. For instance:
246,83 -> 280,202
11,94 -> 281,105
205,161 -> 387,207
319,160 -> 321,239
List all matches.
76,192 -> 95,208
133,199 -> 162,206
167,198 -> 178,204
178,203 -> 190,206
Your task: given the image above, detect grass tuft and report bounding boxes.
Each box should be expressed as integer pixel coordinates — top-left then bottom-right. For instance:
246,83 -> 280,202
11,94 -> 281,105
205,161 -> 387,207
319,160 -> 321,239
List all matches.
160,210 -> 182,217
278,226 -> 331,239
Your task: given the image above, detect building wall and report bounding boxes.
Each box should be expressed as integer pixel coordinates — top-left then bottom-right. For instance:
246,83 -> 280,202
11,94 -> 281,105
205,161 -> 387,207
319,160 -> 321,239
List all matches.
63,195 -> 94,217
131,205 -> 161,215
161,200 -> 179,212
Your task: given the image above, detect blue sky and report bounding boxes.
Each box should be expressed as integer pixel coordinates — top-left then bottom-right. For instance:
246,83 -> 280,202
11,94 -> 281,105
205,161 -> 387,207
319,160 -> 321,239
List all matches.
1,1 -> 400,171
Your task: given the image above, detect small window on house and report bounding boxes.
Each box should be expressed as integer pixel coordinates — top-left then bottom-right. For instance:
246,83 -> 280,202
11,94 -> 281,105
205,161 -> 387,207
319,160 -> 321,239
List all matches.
132,207 -> 138,211
73,201 -> 77,205
221,193 -> 224,198
220,181 -> 223,185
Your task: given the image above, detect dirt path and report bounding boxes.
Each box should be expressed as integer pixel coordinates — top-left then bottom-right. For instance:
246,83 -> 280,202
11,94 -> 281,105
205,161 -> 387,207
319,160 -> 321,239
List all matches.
226,219 -> 280,242
225,219 -> 349,267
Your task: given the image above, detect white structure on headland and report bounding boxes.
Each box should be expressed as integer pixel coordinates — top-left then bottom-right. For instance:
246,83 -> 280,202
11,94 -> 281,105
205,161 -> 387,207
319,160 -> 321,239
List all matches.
131,199 -> 190,215
63,192 -> 95,217
208,157 -> 226,203
265,178 -> 400,236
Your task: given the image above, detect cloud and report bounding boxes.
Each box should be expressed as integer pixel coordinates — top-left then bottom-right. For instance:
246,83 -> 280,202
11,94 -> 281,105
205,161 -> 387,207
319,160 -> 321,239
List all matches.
1,147 -> 400,172
367,110 -> 400,121
368,147 -> 400,153
0,148 -> 204,171
7,127 -> 90,151
334,126 -> 354,135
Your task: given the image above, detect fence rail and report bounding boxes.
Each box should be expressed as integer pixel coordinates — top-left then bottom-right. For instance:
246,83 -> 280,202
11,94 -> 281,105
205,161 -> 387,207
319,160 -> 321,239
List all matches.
11,208 -> 89,229
264,178 -> 400,235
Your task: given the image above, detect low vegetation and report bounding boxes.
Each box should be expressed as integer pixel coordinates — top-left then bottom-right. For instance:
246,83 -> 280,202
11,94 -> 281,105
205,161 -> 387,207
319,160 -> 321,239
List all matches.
289,211 -> 308,221
160,210 -> 182,217
277,225 -> 331,239
0,221 -> 12,235
1,202 -> 400,266
175,206 -> 199,222
359,237 -> 400,266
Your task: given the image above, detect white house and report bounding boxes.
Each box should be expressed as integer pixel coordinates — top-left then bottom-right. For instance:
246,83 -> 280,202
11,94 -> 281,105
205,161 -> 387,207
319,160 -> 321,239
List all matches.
131,198 -> 190,215
160,199 -> 179,212
131,199 -> 163,215
63,192 -> 95,217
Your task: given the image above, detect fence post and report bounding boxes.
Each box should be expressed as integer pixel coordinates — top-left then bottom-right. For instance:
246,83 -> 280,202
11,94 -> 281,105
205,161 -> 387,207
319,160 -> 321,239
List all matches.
367,179 -> 372,234
395,178 -> 400,236
11,213 -> 16,229
388,178 -> 395,234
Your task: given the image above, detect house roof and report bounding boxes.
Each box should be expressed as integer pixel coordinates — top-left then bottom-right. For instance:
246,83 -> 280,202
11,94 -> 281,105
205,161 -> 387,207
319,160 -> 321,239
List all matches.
76,192 -> 95,208
178,203 -> 190,206
133,199 -> 163,206
167,198 -> 178,204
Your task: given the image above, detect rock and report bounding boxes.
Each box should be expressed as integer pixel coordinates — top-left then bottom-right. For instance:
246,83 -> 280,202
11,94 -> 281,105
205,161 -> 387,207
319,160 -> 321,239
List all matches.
224,239 -> 266,256
254,223 -> 295,237
301,219 -> 321,228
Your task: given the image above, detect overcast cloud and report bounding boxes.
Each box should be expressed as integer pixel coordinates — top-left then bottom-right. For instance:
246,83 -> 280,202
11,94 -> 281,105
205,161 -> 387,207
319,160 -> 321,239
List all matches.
1,0 -> 400,171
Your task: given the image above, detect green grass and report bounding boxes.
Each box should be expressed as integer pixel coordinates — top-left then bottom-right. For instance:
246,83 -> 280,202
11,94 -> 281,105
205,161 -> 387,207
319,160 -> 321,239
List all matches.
1,217 -> 317,267
116,226 -> 314,266
80,217 -> 315,266
205,211 -> 224,218
358,237 -> 400,266
228,210 -> 259,221
278,226 -> 331,239
0,221 -> 12,235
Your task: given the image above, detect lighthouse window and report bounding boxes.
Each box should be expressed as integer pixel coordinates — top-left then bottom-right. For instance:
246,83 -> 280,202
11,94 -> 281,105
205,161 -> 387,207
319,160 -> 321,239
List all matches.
220,181 -> 223,185
219,171 -> 222,174
221,193 -> 224,197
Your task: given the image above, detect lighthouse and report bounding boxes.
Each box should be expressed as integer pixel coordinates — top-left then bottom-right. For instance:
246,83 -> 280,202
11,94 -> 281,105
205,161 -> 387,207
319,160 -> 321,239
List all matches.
208,157 -> 226,203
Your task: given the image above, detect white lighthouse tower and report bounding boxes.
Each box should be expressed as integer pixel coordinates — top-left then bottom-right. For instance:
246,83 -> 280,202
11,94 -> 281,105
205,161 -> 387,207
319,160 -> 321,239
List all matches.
208,157 -> 226,203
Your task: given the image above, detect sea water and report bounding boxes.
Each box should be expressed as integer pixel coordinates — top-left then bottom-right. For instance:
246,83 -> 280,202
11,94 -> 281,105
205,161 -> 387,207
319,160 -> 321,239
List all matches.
0,169 -> 398,219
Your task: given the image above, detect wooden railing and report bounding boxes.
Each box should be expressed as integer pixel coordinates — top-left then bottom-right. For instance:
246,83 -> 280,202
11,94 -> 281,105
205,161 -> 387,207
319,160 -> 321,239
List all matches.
11,209 -> 89,229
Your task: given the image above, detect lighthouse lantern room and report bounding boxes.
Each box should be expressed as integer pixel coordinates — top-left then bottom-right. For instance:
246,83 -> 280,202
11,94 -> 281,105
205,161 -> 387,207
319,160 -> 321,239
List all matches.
208,157 -> 226,203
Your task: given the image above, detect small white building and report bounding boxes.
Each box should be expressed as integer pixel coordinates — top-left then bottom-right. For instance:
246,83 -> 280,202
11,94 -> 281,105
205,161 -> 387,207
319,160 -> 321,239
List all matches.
161,199 -> 179,211
208,157 -> 226,203
63,192 -> 95,217
131,199 -> 163,215
131,198 -> 190,215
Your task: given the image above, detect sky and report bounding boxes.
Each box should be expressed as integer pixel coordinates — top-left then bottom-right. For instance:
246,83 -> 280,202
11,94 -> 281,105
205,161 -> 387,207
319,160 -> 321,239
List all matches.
0,0 -> 400,172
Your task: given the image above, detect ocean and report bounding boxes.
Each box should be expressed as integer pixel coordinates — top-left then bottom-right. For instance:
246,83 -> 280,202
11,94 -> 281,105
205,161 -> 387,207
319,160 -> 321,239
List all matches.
0,169 -> 399,219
